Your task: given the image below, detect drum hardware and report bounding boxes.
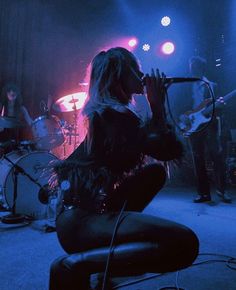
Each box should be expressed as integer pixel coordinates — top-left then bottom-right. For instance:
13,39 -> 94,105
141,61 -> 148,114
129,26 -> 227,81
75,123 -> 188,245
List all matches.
71,97 -> 80,150
38,184 -> 52,204
0,152 -> 56,224
51,119 -> 82,159
65,124 -> 80,147
50,92 -> 88,158
1,154 -> 44,224
65,131 -> 80,137
60,108 -> 80,150
0,151 -> 58,220
53,93 -> 80,149
0,140 -> 17,158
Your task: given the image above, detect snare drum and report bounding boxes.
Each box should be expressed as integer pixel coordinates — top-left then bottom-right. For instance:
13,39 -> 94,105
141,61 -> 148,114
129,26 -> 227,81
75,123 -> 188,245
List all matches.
31,115 -> 64,151
0,150 -> 58,219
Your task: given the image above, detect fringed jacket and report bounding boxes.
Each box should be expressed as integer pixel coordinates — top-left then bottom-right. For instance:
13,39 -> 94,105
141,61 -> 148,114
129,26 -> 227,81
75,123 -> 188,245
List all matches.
54,106 -> 183,212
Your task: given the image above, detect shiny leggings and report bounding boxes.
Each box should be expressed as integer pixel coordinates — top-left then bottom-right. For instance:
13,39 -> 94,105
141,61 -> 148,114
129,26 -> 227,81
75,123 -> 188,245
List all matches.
50,164 -> 199,289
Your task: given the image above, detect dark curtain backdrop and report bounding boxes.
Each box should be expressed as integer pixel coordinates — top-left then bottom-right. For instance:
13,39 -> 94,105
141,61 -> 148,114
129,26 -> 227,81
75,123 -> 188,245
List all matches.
0,0 -> 235,124
0,0 -> 92,118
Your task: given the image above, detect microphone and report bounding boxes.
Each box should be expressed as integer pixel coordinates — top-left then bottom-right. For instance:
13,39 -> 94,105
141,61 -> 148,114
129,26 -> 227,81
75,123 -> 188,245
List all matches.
142,77 -> 202,85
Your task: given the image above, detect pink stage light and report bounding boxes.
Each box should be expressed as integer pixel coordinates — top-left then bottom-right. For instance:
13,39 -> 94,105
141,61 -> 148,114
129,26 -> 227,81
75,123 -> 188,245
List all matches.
161,41 -> 175,55
128,38 -> 138,48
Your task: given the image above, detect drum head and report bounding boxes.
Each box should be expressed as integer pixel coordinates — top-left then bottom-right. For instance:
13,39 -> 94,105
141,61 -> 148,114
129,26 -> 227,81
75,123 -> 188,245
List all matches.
2,151 -> 58,219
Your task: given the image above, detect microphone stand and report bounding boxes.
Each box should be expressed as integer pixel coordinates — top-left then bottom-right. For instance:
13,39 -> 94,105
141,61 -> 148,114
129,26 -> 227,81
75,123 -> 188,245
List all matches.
1,154 -> 44,224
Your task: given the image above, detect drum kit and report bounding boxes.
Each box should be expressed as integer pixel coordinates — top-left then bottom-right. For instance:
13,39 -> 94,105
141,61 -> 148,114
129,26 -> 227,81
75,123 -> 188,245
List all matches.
0,92 -> 86,223
50,92 -> 86,158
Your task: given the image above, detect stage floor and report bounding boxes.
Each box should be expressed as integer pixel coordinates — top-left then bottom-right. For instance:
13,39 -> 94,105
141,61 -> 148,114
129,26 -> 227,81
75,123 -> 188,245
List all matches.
0,185 -> 236,290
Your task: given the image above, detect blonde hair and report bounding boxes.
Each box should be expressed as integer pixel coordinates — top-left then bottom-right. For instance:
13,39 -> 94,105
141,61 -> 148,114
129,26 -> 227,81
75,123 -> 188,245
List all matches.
77,47 -> 140,143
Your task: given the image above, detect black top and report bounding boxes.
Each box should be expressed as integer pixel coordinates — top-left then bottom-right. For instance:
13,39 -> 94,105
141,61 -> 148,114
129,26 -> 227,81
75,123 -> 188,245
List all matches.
54,106 -> 183,211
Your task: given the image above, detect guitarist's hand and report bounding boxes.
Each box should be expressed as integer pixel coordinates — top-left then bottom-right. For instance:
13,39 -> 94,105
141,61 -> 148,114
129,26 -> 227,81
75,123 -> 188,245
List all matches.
144,68 -> 167,128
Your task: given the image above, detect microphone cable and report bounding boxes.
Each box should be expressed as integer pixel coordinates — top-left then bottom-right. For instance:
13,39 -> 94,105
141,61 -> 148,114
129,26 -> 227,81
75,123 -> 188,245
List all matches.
101,200 -> 127,290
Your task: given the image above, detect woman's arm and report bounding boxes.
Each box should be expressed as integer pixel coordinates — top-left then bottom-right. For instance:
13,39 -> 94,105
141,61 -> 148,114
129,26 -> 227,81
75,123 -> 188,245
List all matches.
142,69 -> 184,161
142,125 -> 184,161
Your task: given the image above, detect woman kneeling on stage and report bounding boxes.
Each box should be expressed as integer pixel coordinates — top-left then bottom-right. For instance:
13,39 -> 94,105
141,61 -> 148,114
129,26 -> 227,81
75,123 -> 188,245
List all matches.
49,47 -> 199,290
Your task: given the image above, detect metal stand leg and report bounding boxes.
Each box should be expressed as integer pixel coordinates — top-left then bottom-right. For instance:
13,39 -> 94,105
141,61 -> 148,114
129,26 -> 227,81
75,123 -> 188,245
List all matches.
2,166 -> 25,224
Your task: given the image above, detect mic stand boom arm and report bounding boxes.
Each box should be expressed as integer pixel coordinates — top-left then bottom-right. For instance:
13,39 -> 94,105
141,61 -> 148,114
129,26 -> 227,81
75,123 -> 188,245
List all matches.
1,154 -> 44,223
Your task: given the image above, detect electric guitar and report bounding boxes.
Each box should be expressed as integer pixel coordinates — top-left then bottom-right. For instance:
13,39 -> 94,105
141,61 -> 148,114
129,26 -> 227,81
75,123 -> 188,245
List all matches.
178,89 -> 236,136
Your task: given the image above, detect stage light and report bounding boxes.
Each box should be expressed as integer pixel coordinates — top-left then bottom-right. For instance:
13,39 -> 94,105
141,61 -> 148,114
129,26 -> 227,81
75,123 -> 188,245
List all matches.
161,41 -> 175,55
161,16 -> 171,26
142,44 -> 150,51
215,58 -> 222,67
128,38 -> 138,48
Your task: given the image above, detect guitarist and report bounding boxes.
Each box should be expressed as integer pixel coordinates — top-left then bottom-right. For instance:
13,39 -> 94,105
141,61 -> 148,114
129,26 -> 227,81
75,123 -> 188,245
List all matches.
184,56 -> 231,203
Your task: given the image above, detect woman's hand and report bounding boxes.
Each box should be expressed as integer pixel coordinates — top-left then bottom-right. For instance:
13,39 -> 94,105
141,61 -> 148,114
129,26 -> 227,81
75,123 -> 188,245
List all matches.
144,68 -> 166,110
144,69 -> 167,129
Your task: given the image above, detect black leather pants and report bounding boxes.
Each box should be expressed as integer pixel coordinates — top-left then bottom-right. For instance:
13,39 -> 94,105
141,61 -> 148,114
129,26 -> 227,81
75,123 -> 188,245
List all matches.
50,164 -> 199,289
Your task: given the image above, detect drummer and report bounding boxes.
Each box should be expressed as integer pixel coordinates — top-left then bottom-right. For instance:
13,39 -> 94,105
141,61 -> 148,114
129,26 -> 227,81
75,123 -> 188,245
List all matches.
0,83 -> 33,145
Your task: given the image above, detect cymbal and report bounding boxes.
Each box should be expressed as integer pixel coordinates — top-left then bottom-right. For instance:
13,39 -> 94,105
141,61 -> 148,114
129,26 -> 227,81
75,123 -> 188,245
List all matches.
52,92 -> 87,113
0,117 -> 22,128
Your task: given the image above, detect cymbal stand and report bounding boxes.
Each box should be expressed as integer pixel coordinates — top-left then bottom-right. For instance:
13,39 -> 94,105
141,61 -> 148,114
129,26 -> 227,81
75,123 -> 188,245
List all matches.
71,95 -> 79,150
1,154 -> 43,224
68,125 -> 72,146
59,120 -> 68,159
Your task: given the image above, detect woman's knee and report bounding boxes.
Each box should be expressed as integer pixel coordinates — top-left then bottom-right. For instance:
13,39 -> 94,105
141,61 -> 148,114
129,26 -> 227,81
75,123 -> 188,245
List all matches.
183,226 -> 199,256
170,225 -> 199,270
150,222 -> 199,273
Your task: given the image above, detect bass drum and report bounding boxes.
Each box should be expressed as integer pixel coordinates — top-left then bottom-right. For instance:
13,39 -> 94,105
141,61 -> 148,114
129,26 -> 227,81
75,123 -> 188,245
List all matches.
0,150 -> 58,219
